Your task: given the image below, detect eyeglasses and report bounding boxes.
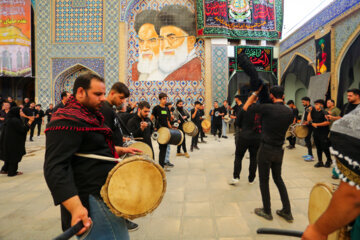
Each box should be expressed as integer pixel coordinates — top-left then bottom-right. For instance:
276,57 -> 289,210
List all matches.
136,36 -> 159,46
158,35 -> 188,45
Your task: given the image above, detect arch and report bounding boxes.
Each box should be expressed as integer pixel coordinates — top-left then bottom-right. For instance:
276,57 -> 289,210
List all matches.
334,25 -> 360,106
280,52 -> 316,84
124,0 -> 140,22
53,64 -> 100,103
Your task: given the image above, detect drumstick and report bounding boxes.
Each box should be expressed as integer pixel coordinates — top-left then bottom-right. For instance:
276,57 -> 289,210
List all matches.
133,137 -> 144,140
257,228 -> 303,238
53,221 -> 84,240
75,153 -> 120,162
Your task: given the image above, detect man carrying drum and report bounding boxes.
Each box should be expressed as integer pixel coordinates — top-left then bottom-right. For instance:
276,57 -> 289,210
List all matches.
44,74 -> 140,238
151,92 -> 172,169
190,101 -> 202,152
173,99 -> 190,158
127,101 -> 154,160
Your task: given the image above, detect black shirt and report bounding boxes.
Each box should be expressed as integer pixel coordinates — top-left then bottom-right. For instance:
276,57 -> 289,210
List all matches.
292,108 -> 299,121
152,105 -> 169,129
220,106 -> 228,115
100,101 -> 123,146
236,104 -> 261,141
0,110 -> 8,124
23,107 -> 38,124
35,110 -> 45,123
191,108 -> 202,124
249,102 -> 293,147
127,114 -> 153,149
303,105 -> 312,123
310,108 -> 329,135
212,107 -> 223,124
341,103 -> 359,117
45,108 -> 53,122
232,104 -> 243,117
44,120 -> 116,231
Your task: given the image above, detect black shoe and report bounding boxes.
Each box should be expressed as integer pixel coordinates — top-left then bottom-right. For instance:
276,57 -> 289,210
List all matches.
314,162 -> 324,168
126,219 -> 139,231
200,140 -> 207,144
286,145 -> 295,149
254,208 -> 273,220
166,162 -> 175,168
203,136 -> 208,138
222,136 -> 228,139
194,146 -> 200,150
248,176 -> 255,184
324,161 -> 331,168
276,209 -> 294,223
29,139 -> 34,142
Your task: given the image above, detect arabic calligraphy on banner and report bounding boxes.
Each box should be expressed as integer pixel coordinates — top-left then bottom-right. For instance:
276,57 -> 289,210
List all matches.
0,0 -> 32,77
236,46 -> 273,72
196,0 -> 283,40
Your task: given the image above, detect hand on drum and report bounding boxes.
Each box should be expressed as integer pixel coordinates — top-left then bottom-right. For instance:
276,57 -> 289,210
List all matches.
122,147 -> 143,155
301,224 -> 327,240
182,116 -> 187,120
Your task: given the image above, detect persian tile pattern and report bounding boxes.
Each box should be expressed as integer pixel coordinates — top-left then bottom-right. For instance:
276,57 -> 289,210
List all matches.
52,58 -> 105,80
126,0 -> 205,111
280,0 -> 360,53
334,9 -> 360,57
54,0 -> 104,43
280,39 -> 316,78
211,45 -> 228,102
36,0 -> 120,107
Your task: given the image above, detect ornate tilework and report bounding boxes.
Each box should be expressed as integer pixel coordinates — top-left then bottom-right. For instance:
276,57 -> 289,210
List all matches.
36,0 -> 120,107
212,45 -> 228,102
334,10 -> 360,57
54,0 -> 104,43
280,0 -> 360,53
52,58 -> 105,80
126,0 -> 206,111
280,39 -> 315,78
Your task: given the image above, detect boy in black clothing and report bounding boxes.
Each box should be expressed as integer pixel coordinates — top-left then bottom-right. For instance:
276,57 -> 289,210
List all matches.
210,101 -> 224,141
34,104 -> 45,138
307,99 -> 332,168
190,101 -> 202,151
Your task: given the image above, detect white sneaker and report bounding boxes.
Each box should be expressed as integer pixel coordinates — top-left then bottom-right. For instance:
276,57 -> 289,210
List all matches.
37,136 -> 40,139
229,178 -> 239,185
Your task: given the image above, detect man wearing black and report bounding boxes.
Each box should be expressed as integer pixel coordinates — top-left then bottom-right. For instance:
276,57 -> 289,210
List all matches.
301,97 -> 314,161
45,104 -> 54,123
307,99 -> 332,168
211,101 -> 224,141
173,99 -> 190,158
243,86 -> 294,222
286,100 -> 299,149
198,103 -> 207,143
190,101 -> 202,152
231,95 -> 243,145
229,94 -> 260,185
7,97 -> 17,109
220,100 -> 229,139
151,93 -> 172,169
53,91 -> 71,113
44,73 -> 132,238
25,102 -> 38,141
328,88 -> 360,121
100,82 -> 141,232
34,104 -> 45,139
23,98 -> 30,108
127,101 -> 154,159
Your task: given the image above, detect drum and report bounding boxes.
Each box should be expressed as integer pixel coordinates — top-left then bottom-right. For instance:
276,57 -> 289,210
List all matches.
308,183 -> 350,240
123,141 -> 153,160
201,119 -> 211,133
183,121 -> 198,137
223,115 -> 234,124
293,124 -> 309,139
285,124 -> 296,139
157,127 -> 184,145
101,155 -> 166,220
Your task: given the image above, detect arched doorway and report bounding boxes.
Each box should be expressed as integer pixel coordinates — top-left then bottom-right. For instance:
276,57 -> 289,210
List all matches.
337,34 -> 360,107
53,64 -> 97,104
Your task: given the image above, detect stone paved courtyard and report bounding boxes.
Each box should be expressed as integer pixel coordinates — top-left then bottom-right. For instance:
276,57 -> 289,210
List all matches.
0,134 -> 337,240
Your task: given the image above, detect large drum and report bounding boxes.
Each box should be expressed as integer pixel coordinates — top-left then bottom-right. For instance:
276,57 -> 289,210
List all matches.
201,119 -> 211,133
157,127 -> 184,145
101,155 -> 166,220
293,124 -> 309,139
183,121 -> 198,137
123,141 -> 153,160
308,183 -> 350,240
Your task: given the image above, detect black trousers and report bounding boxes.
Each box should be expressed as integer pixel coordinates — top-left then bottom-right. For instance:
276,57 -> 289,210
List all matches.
233,137 -> 259,181
213,122 -> 222,137
191,132 -> 199,147
304,126 -> 313,156
200,124 -> 205,141
234,126 -> 241,146
158,143 -> 168,168
177,129 -> 187,153
257,143 -> 291,215
1,158 -> 20,176
313,131 -> 331,164
287,136 -> 296,147
29,122 -> 36,139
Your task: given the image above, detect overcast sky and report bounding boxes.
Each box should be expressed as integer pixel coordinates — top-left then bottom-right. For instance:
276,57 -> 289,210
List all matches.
282,0 -> 334,40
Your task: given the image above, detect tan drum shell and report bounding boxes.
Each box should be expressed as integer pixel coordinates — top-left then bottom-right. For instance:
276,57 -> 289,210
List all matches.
308,183 -> 350,240
294,125 -> 308,139
183,121 -> 198,137
126,141 -> 153,160
201,119 -> 211,133
100,155 -> 166,220
157,127 -> 184,145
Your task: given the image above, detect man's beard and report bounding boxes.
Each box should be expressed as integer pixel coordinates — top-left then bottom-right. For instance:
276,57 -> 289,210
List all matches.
159,38 -> 189,74
138,52 -> 159,74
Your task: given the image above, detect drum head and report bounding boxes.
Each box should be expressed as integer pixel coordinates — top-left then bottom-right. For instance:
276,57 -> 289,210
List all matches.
294,125 -> 308,138
201,119 -> 211,129
183,122 -> 196,134
101,155 -> 166,219
157,127 -> 170,145
128,142 -> 153,160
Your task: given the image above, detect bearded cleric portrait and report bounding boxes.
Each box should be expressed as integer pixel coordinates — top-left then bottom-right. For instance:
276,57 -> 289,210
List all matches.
132,5 -> 201,81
